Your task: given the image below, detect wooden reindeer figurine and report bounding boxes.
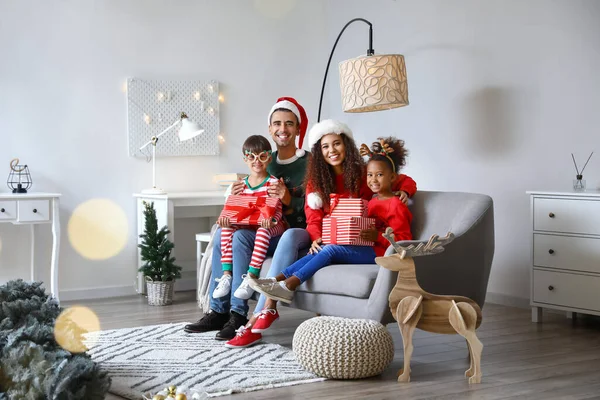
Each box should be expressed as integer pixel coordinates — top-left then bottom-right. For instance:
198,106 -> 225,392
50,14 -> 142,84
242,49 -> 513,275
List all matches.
375,228 -> 484,384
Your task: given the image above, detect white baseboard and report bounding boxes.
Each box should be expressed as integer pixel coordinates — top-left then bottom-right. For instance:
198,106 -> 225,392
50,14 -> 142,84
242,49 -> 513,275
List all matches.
59,285 -> 138,302
59,278 -> 197,302
484,291 -> 529,309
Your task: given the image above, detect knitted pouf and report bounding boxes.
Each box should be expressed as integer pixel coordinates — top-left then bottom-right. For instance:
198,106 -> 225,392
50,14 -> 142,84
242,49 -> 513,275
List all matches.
292,316 -> 394,379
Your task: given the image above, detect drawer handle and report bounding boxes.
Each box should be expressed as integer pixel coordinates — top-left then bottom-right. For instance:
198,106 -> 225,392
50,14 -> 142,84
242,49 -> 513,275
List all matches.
548,212 -> 555,218
0,208 -> 4,213
548,285 -> 554,291
548,249 -> 555,255
33,209 -> 38,213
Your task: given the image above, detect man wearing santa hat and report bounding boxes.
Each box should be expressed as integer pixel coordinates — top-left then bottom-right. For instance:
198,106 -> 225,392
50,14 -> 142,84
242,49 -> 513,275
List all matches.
184,97 -> 312,340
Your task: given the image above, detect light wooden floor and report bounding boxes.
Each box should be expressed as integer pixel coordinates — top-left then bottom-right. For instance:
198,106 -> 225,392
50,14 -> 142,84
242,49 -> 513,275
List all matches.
65,292 -> 600,400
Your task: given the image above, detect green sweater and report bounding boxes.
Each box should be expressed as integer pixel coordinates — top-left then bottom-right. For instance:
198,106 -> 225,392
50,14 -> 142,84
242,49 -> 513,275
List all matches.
267,151 -> 310,229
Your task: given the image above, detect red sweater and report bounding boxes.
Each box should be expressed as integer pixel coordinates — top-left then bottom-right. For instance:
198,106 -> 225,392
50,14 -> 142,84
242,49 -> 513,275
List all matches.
368,196 -> 412,256
305,172 -> 417,241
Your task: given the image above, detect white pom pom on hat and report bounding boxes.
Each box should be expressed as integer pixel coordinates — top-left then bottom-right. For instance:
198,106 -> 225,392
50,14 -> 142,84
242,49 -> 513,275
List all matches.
307,192 -> 323,210
307,119 -> 353,149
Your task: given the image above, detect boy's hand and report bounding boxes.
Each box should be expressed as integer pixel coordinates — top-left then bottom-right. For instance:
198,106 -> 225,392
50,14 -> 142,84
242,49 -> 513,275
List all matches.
360,227 -> 379,242
260,218 -> 275,229
218,216 -> 231,228
309,238 -> 323,254
394,190 -> 409,205
267,178 -> 291,206
231,178 -> 245,195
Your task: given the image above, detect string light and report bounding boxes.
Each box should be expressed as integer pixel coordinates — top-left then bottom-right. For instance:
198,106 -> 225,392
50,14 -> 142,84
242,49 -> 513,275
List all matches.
218,94 -> 225,103
193,91 -> 201,101
143,113 -> 151,125
218,134 -> 225,144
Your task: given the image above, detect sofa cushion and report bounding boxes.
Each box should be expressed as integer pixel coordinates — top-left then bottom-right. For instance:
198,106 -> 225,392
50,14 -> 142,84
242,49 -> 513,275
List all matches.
296,264 -> 379,299
260,258 -> 380,299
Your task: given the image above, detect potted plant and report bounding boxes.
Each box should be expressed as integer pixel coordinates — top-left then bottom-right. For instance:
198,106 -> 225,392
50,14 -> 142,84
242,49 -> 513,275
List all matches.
138,201 -> 182,306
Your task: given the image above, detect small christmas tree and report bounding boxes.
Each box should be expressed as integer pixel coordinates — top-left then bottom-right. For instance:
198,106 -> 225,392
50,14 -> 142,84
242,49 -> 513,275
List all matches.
138,201 -> 182,282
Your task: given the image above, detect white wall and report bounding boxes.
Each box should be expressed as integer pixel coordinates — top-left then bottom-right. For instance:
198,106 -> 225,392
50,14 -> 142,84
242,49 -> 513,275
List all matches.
1,0 -> 599,304
324,0 -> 600,304
0,0 -> 326,298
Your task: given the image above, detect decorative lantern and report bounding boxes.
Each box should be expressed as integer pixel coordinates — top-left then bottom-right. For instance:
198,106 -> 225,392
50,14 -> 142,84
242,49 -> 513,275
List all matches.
7,158 -> 32,193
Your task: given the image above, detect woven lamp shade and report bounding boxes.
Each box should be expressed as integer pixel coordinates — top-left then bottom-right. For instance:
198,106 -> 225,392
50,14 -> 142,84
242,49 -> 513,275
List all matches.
339,54 -> 408,113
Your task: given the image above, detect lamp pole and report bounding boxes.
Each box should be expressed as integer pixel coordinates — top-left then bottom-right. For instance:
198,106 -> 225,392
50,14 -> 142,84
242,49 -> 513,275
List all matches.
317,18 -> 374,123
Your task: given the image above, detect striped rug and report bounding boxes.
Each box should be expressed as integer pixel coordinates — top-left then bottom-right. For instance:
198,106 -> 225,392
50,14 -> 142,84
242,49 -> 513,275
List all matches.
83,322 -> 325,398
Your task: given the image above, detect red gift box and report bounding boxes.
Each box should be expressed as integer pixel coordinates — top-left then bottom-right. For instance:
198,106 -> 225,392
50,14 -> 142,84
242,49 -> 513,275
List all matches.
219,195 -> 280,227
322,216 -> 375,246
328,194 -> 368,217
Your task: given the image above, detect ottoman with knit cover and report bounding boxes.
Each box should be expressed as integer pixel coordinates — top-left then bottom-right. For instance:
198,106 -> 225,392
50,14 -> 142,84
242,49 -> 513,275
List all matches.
292,316 -> 395,379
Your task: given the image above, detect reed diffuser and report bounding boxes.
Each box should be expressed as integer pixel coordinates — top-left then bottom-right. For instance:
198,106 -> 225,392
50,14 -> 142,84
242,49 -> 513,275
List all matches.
571,152 -> 593,191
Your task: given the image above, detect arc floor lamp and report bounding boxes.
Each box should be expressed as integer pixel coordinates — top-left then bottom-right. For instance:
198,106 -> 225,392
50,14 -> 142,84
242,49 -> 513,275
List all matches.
318,18 -> 409,122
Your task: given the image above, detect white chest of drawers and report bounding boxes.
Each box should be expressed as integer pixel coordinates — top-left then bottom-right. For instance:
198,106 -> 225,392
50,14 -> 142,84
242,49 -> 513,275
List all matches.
527,190 -> 600,322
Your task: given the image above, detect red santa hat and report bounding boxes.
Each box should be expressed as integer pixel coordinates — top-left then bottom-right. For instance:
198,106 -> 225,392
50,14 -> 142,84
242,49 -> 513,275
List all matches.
307,119 -> 353,149
268,97 -> 308,157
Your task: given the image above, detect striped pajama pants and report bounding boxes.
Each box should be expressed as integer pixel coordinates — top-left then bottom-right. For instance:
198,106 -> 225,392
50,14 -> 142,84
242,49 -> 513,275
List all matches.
220,222 -> 286,270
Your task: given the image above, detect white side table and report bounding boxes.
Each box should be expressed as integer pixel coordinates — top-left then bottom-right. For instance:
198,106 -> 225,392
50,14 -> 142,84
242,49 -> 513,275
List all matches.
134,191 -> 225,294
0,192 -> 61,302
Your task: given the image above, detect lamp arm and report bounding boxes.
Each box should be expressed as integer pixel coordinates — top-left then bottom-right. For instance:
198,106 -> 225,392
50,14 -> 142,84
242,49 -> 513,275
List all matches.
317,18 -> 374,122
138,118 -> 181,150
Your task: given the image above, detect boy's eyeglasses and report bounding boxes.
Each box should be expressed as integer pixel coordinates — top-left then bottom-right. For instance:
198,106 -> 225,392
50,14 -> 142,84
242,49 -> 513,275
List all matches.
244,150 -> 272,163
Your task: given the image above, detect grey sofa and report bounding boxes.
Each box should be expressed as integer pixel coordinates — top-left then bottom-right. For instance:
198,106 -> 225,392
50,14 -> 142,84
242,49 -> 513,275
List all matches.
259,191 -> 495,325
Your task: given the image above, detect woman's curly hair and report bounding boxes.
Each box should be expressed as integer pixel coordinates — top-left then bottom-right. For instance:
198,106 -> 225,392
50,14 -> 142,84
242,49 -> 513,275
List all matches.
304,133 -> 365,202
368,136 -> 408,173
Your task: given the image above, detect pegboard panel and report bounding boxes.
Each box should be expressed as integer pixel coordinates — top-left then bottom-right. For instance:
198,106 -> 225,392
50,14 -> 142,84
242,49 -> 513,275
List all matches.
127,78 -> 220,157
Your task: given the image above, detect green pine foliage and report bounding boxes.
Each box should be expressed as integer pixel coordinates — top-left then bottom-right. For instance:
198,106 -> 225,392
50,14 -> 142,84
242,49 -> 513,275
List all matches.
138,201 -> 182,282
0,279 -> 111,399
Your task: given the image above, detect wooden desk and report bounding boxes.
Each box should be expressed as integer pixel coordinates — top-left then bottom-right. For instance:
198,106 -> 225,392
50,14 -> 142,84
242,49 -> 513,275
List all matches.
133,191 -> 226,293
0,192 -> 61,301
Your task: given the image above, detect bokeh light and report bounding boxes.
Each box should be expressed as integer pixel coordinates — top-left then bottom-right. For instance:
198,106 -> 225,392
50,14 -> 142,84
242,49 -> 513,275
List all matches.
54,306 -> 101,353
253,0 -> 296,19
68,198 -> 128,260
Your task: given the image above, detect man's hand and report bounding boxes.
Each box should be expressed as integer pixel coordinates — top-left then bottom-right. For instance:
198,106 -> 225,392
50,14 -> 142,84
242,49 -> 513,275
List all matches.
260,218 -> 275,229
360,227 -> 379,242
394,190 -> 409,205
308,238 -> 323,254
218,216 -> 231,228
267,178 -> 291,206
231,178 -> 245,196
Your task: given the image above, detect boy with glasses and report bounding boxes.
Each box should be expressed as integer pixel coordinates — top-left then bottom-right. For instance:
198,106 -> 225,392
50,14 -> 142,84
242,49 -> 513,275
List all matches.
213,135 -> 287,301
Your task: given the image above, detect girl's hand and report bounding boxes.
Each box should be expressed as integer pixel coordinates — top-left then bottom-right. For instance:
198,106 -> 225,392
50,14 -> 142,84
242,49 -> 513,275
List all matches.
360,228 -> 379,242
260,218 -> 275,229
218,216 -> 231,228
309,238 -> 323,254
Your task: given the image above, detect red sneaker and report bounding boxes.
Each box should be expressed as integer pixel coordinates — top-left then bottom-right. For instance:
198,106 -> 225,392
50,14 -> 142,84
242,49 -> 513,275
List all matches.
251,309 -> 279,333
224,326 -> 262,348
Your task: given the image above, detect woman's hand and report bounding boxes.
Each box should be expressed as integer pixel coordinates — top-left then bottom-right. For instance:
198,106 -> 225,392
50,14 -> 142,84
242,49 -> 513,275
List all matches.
360,227 -> 379,242
394,190 -> 409,205
309,238 -> 323,254
218,216 -> 231,228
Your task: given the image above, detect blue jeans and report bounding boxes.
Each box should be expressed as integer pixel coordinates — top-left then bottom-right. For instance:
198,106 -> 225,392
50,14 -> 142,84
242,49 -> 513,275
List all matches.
282,245 -> 376,283
253,228 -> 310,315
209,228 -> 310,317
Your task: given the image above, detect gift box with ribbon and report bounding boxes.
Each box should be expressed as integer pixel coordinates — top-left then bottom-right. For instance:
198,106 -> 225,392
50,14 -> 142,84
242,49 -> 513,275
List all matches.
328,194 -> 369,217
219,195 -> 280,227
322,216 -> 375,246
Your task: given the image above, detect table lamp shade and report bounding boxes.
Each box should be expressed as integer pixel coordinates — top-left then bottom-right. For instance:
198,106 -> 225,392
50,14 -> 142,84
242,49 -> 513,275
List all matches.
178,117 -> 204,141
339,54 -> 408,113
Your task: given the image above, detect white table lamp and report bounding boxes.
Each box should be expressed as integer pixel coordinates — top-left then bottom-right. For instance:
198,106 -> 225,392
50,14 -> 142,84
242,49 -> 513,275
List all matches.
139,112 -> 204,194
